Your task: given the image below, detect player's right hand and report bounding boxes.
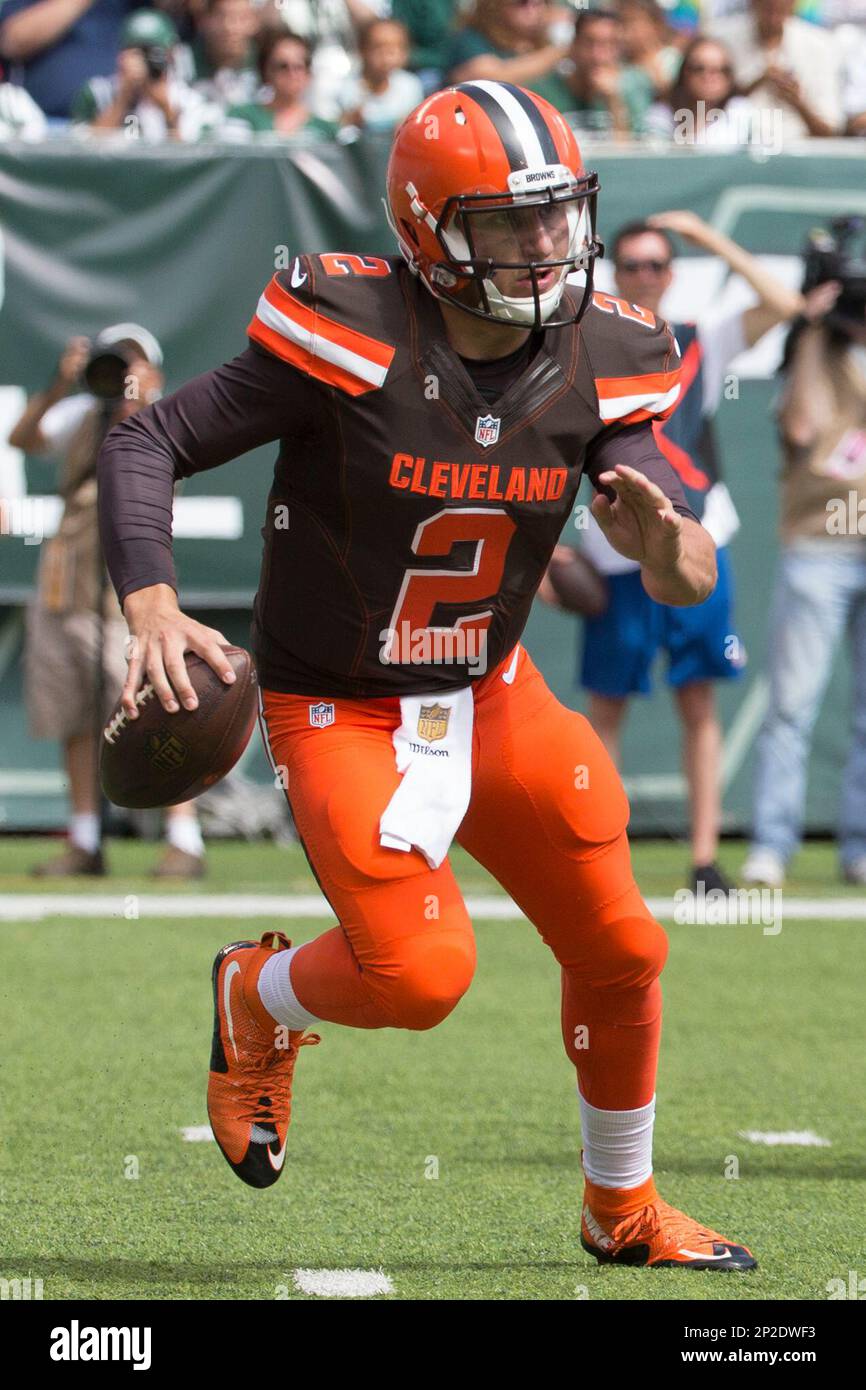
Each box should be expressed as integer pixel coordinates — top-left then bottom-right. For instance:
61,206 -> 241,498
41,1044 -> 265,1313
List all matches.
121,583 -> 236,716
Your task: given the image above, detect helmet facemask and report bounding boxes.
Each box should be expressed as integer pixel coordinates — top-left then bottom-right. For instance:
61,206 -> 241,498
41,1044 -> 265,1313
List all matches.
431,170 -> 602,331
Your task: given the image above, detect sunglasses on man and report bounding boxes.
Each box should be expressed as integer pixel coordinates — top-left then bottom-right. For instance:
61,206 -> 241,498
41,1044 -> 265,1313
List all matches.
616,258 -> 671,274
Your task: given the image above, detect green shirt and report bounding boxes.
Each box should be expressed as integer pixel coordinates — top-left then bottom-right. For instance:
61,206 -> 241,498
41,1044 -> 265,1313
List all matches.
225,104 -> 337,140
541,65 -> 655,136
444,25 -> 506,79
391,0 -> 457,73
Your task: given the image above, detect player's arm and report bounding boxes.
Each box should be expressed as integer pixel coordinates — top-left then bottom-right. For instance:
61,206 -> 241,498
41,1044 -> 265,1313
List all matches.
585,422 -> 717,606
98,343 -> 313,716
647,211 -> 805,349
583,295 -> 715,604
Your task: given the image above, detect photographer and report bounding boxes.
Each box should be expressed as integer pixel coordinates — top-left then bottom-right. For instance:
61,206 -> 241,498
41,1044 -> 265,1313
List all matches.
71,8 -> 215,141
10,325 -> 206,879
744,222 -> 866,888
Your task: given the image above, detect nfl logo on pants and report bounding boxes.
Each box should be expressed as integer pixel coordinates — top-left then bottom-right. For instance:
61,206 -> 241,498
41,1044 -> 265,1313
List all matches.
308,701 -> 335,728
475,414 -> 501,447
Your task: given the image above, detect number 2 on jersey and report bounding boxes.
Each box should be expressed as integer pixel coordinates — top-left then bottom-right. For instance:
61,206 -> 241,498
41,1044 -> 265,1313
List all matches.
383,508 -> 516,665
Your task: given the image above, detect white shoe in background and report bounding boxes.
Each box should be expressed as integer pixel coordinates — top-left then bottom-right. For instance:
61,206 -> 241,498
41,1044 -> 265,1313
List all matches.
841,856 -> 866,885
741,848 -> 785,888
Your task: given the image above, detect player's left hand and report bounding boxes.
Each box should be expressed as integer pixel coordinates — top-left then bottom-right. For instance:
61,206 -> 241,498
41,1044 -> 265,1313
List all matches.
591,463 -> 682,570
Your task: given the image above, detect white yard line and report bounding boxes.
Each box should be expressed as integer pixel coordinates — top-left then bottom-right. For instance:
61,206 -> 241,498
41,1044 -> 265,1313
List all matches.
292,1268 -> 393,1299
3,893 -> 866,921
738,1130 -> 831,1147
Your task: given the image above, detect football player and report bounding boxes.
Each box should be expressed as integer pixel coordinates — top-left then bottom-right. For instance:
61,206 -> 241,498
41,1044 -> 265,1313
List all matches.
98,81 -> 755,1270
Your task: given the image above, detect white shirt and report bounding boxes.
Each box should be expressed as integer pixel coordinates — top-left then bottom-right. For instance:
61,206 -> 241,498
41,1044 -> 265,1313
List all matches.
76,74 -> 218,142
38,394 -> 93,459
709,14 -> 843,138
0,82 -> 47,140
644,95 -> 761,147
841,33 -> 866,118
338,68 -> 425,133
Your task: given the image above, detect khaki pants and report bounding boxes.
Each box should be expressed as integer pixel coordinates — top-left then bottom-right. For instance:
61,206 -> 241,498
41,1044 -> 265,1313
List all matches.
25,605 -> 129,740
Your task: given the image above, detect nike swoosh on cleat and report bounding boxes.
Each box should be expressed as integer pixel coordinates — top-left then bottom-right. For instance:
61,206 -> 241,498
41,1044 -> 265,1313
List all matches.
678,1247 -> 732,1261
267,1136 -> 288,1170
223,960 -> 241,1062
582,1206 -> 616,1251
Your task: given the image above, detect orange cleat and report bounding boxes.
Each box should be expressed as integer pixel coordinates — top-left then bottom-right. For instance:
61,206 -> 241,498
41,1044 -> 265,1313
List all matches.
207,931 -> 319,1189
581,1169 -> 757,1271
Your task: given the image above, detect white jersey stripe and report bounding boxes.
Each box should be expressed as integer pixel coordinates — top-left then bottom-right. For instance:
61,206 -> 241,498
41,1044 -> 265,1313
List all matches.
462,79 -> 546,168
598,384 -> 681,421
256,686 -> 279,776
254,294 -> 390,389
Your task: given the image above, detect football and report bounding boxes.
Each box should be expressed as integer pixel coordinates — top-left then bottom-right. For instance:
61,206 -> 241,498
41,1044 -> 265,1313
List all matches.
547,548 -> 609,619
100,645 -> 258,809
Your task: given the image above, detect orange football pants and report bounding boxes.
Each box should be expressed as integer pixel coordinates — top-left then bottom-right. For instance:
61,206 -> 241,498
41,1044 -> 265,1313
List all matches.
260,646 -> 667,1108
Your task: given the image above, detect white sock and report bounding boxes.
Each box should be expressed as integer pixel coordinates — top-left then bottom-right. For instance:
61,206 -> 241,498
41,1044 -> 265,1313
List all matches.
257,945 -> 321,1030
70,813 -> 100,854
579,1091 -> 655,1189
166,814 -> 204,858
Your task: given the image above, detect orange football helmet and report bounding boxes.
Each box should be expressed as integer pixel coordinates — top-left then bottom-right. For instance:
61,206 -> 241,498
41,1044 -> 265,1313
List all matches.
386,81 -> 601,331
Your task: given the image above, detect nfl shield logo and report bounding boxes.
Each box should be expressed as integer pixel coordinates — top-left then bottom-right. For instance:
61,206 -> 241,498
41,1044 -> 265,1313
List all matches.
146,729 -> 188,771
417,702 -> 450,742
474,413 -> 501,448
309,701 -> 335,728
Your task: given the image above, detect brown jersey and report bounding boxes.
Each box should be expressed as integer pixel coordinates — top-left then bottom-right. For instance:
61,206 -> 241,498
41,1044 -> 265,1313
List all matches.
98,253 -> 692,698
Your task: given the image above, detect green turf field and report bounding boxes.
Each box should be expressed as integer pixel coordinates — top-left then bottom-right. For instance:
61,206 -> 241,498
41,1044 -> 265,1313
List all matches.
1,837 -> 864,1301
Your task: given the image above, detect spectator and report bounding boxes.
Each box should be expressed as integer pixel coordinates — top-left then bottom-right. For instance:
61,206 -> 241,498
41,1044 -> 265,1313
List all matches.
543,8 -> 654,137
151,0 -> 198,44
0,0 -> 137,121
186,0 -> 259,107
710,0 -> 842,139
645,35 -> 759,145
743,280 -> 866,887
446,0 -> 569,106
267,0 -> 386,123
223,29 -> 338,138
71,9 -> 217,140
617,0 -> 681,95
0,55 -> 47,136
337,18 -> 423,133
551,213 -> 804,893
390,0 -> 458,90
10,326 -> 207,879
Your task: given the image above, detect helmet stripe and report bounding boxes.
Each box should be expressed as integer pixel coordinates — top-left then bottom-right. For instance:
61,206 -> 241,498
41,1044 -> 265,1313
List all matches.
456,80 -> 546,171
498,83 -> 560,166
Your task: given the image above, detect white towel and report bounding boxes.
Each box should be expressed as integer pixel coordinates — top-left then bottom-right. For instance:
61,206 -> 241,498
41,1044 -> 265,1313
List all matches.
379,686 -> 474,870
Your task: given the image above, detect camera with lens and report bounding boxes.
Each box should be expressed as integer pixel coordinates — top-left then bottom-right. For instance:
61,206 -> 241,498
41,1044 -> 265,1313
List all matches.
83,342 -> 137,402
138,44 -> 170,80
802,216 -> 866,331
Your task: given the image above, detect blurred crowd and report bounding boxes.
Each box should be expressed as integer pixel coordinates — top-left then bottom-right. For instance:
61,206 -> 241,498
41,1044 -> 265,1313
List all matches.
0,0 -> 864,145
